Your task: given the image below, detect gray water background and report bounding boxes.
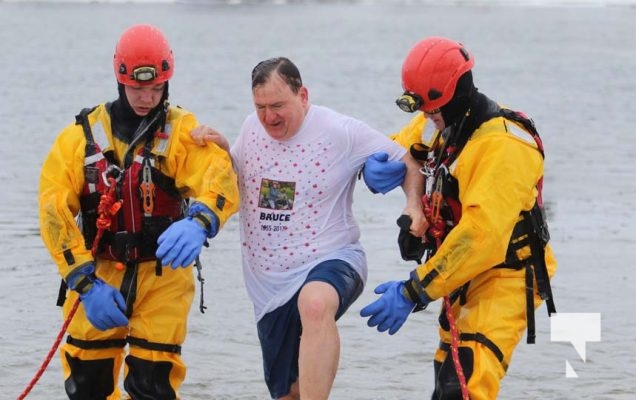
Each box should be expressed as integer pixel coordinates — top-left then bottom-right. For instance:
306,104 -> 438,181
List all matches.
1,1 -> 635,399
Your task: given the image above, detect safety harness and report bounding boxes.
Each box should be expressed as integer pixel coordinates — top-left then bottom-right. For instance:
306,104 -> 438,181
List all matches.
55,104 -> 202,354
407,103 -> 556,346
75,105 -> 184,267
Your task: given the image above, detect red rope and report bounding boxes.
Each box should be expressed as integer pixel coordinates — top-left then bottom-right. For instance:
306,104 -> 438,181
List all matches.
17,298 -> 80,400
91,177 -> 122,257
443,296 -> 470,400
424,195 -> 470,399
19,177 -> 121,398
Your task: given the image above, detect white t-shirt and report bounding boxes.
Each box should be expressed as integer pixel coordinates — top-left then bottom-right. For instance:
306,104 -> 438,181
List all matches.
231,105 -> 406,321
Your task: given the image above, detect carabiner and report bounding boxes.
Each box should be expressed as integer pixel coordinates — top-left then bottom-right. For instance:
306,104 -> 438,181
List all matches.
102,164 -> 122,187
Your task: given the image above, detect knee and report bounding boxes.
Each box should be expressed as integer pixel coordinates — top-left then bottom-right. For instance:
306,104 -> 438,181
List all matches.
64,351 -> 116,400
124,355 -> 177,400
297,283 -> 338,324
298,294 -> 329,324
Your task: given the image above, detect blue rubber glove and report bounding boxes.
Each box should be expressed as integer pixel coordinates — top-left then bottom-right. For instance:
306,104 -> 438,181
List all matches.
156,202 -> 219,269
66,263 -> 128,331
81,280 -> 129,331
360,281 -> 416,335
363,152 -> 406,194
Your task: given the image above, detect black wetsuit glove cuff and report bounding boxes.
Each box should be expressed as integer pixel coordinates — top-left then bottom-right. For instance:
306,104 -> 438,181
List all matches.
65,262 -> 97,295
188,201 -> 220,239
403,278 -> 431,312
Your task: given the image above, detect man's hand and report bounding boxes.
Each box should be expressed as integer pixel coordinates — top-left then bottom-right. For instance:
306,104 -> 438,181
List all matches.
190,125 -> 230,152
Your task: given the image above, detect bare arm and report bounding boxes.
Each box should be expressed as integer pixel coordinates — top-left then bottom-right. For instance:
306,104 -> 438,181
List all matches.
400,152 -> 427,237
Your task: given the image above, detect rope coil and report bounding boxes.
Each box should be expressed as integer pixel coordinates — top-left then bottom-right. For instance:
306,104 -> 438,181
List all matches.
91,176 -> 122,256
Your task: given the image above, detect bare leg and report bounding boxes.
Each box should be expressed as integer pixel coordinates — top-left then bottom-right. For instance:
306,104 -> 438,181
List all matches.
277,381 -> 300,400
297,282 -> 340,400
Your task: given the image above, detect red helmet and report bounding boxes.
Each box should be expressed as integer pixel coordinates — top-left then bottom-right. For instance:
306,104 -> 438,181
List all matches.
399,37 -> 473,112
113,24 -> 174,86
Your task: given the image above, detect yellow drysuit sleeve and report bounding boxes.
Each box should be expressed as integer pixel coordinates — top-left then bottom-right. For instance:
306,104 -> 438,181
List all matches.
410,117 -> 546,300
39,119 -> 94,278
159,107 -> 239,227
390,113 -> 428,149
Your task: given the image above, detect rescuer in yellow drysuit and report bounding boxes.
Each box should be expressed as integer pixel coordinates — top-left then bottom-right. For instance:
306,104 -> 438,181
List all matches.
38,24 -> 239,399
360,36 -> 557,399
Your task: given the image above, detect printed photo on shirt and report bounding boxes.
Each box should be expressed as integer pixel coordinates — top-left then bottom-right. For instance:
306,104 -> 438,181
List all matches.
259,179 -> 296,210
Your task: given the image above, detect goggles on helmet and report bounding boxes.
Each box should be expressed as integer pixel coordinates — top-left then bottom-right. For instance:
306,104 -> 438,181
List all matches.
396,91 -> 441,114
396,92 -> 422,113
131,66 -> 158,82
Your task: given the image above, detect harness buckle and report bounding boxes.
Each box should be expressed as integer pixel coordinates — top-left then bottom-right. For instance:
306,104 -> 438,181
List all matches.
102,164 -> 122,187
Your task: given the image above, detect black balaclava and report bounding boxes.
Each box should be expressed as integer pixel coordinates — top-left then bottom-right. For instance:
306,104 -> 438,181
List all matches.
110,82 -> 169,143
439,71 -> 503,150
439,70 -> 475,127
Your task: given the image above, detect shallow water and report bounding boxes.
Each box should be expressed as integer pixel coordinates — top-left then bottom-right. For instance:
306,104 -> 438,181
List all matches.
1,1 -> 635,399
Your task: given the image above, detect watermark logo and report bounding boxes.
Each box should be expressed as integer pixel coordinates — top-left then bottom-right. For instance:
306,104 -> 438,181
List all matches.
550,313 -> 601,377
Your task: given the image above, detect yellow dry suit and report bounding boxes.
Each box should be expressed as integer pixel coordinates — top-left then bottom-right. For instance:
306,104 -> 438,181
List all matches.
394,99 -> 557,400
39,102 -> 239,399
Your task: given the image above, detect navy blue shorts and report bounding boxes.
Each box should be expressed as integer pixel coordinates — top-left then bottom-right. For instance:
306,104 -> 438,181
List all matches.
256,259 -> 363,399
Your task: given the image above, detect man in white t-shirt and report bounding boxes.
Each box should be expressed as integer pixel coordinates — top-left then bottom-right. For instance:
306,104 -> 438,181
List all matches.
193,57 -> 426,400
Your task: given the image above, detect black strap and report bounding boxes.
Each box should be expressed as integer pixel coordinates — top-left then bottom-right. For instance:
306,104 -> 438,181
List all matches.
525,207 -> 556,315
56,279 -> 68,307
498,202 -> 556,344
525,265 -> 536,344
499,108 -> 545,159
439,332 -> 507,370
530,246 -> 556,315
67,335 -> 127,350
120,262 -> 138,318
75,107 -> 99,158
63,249 -> 76,266
66,334 -> 181,354
127,336 -> 181,354
75,107 -> 96,142
155,259 -> 163,277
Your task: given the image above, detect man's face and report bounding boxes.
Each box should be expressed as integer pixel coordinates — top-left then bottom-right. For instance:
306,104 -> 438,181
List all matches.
124,83 -> 165,116
253,74 -> 308,141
